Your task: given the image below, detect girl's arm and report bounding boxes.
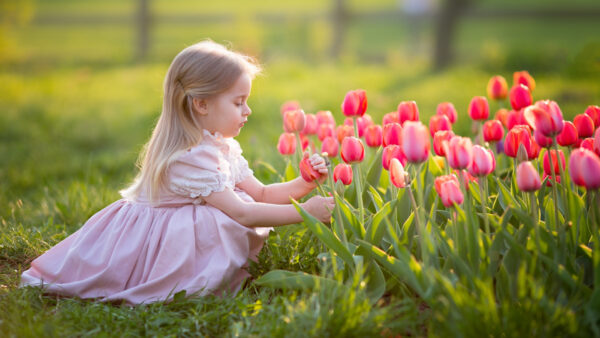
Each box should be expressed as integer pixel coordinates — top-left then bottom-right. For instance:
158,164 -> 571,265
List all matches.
203,188 -> 334,227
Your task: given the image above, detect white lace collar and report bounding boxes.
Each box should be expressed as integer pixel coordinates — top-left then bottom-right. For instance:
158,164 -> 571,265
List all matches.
201,129 -> 230,152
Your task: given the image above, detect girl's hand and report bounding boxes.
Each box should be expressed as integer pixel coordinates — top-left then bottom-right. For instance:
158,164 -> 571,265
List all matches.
302,195 -> 335,223
307,152 -> 329,184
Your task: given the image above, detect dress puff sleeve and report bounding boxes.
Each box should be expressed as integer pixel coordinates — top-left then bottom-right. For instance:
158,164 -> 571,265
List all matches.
227,138 -> 254,184
168,143 -> 232,199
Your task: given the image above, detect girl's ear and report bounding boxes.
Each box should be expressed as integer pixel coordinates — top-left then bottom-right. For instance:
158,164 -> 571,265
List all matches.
192,98 -> 208,115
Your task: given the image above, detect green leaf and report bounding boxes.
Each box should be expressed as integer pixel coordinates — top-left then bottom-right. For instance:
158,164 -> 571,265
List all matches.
334,193 -> 365,239
365,147 -> 383,191
367,185 -> 383,211
254,270 -> 343,290
365,199 -> 397,246
284,160 -> 296,182
364,260 -> 386,303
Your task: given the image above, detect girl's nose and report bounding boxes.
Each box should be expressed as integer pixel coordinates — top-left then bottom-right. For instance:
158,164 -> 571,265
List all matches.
244,105 -> 252,116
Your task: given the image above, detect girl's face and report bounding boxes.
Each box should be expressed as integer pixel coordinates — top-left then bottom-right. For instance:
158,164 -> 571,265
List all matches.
199,73 -> 252,138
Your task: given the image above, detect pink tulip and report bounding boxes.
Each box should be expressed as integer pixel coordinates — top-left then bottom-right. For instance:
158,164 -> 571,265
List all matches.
283,109 -> 306,133
569,148 -> 600,189
574,114 -> 595,138
447,136 -> 473,170
397,101 -> 419,126
336,124 -> 354,144
299,133 -> 313,152
281,100 -> 301,115
436,102 -> 457,124
382,145 -> 406,170
299,155 -> 322,182
513,71 -> 536,91
523,100 -> 564,137
483,120 -> 504,142
341,137 -> 365,164
542,149 -> 565,175
390,158 -> 408,188
364,124 -> 383,148
401,121 -> 430,163
344,114 -> 373,137
509,84 -> 532,110
382,111 -> 400,126
316,110 -> 336,126
434,175 -> 463,208
383,122 -> 403,147
487,75 -> 508,100
321,136 -> 339,158
469,145 -> 495,177
302,114 -> 318,135
429,114 -> 452,137
317,123 -> 335,142
333,163 -> 353,185
468,96 -> 490,121
516,161 -> 541,192
433,130 -> 454,157
533,129 -> 553,148
557,121 -> 578,147
277,133 -> 296,155
342,89 -> 367,117
585,105 -> 600,130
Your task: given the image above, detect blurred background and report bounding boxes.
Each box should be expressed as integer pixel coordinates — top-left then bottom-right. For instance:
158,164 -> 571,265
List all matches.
1,0 -> 600,203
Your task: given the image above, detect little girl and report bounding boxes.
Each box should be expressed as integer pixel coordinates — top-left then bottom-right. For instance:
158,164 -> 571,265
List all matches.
20,40 -> 335,305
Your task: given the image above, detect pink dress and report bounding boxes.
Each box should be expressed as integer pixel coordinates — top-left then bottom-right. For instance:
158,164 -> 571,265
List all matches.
20,131 -> 271,304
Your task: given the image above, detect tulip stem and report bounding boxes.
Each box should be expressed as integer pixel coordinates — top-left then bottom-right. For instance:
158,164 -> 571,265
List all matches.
354,162 -> 365,235
480,178 -> 491,237
530,191 -> 542,255
548,144 -> 564,262
327,161 -> 348,246
407,183 -> 426,264
553,140 -> 569,221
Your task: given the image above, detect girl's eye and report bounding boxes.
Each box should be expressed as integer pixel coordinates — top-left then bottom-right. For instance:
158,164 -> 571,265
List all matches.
236,102 -> 243,107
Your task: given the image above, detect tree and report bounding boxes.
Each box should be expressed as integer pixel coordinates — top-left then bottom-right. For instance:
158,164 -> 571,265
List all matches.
433,0 -> 472,71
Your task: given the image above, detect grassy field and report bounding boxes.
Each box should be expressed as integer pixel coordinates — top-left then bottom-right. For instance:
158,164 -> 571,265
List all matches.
2,0 -> 600,336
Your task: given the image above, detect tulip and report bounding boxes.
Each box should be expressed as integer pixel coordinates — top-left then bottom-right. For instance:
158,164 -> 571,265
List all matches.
595,128 -> 600,156
435,175 -> 464,208
401,121 -> 430,163
580,138 -> 595,152
543,173 -> 561,187
321,136 -> 339,158
542,149 -> 565,175
382,145 -> 406,170
557,121 -> 578,147
487,75 -> 508,100
523,100 -> 564,137
364,124 -> 383,148
317,123 -> 335,142
342,89 -> 367,117
390,158 -> 408,188
300,155 -> 322,182
516,161 -> 541,192
316,110 -> 336,126
585,105 -> 600,129
436,102 -> 457,124
429,114 -> 452,137
344,115 -> 373,138
574,113 -> 595,138
495,108 -> 510,127
468,96 -> 490,120
283,109 -> 306,133
397,101 -> 419,126
383,122 -> 403,147
509,84 -> 532,110
447,136 -> 473,170
382,111 -> 400,126
336,124 -> 354,144
505,109 -> 521,130
433,130 -> 454,157
281,100 -> 301,114
277,132 -> 296,155
513,71 -> 536,91
341,137 -> 365,164
333,163 -> 353,185
483,120 -> 504,142
569,148 -> 600,189
434,174 -> 459,196
469,145 -> 495,177
302,114 -> 318,135
504,125 -> 534,158
534,129 -> 553,148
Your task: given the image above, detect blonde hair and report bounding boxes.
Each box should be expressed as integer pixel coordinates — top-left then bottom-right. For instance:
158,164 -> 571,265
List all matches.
121,40 -> 261,204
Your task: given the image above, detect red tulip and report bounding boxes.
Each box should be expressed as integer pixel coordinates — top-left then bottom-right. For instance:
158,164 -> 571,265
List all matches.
321,136 -> 339,158
283,109 -> 306,133
341,136 -> 365,164
569,148 -> 600,189
435,175 -> 464,208
281,100 -> 301,115
523,100 -> 564,137
364,124 -> 383,148
585,105 -> 600,129
316,110 -> 336,126
469,145 -> 495,177
429,114 -> 452,137
573,113 -> 595,138
513,71 -> 536,91
317,123 -> 335,142
382,145 -> 406,170
543,172 -> 561,187
390,158 -> 408,188
516,161 -> 541,192
542,149 -> 565,175
534,129 -> 553,148
580,138 -> 595,152
447,136 -> 473,170
509,84 -> 532,110
487,75 -> 508,100
483,120 -> 504,142
302,113 -> 318,135
504,125 -> 533,158
401,121 -> 430,163
336,124 -> 354,144
397,101 -> 419,126
277,133 -> 296,155
557,121 -> 578,147
433,130 -> 455,157
468,96 -> 490,121
333,163 -> 353,185
300,155 -> 323,183
505,109 -> 526,130
382,111 -> 400,126
299,133 -> 313,152
383,122 -> 403,147
342,89 -> 367,117
595,128 -> 600,156
436,102 -> 457,124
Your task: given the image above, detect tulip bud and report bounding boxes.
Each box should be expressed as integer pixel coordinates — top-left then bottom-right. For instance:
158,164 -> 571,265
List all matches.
436,102 -> 457,124
468,96 -> 490,121
469,145 -> 496,177
573,114 -> 595,138
317,123 -> 335,142
516,161 -> 541,192
433,130 -> 454,157
533,129 -> 553,148
401,121 -> 430,163
344,114 -> 373,138
283,109 -> 306,133
364,124 -> 383,148
316,110 -> 336,126
390,158 -> 408,188
483,120 -> 504,142
509,84 -> 532,110
569,148 -> 600,189
557,121 -> 578,147
504,125 -> 533,158
300,155 -> 322,182
429,114 -> 452,137
342,89 -> 368,117
495,108 -> 510,128
281,100 -> 301,115
487,75 -> 508,100
321,136 -> 339,158
435,175 -> 464,208
277,133 -> 296,155
585,105 -> 600,130
382,111 -> 400,126
341,136 -> 365,164
397,101 -> 419,126
302,114 -> 318,135
434,174 -> 459,196
382,145 -> 406,171
333,163 -> 353,185
542,149 -> 565,176
513,71 -> 536,91
336,124 -> 354,144
523,100 -> 564,137
580,138 -> 595,152
383,122 -> 403,147
447,136 -> 473,170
